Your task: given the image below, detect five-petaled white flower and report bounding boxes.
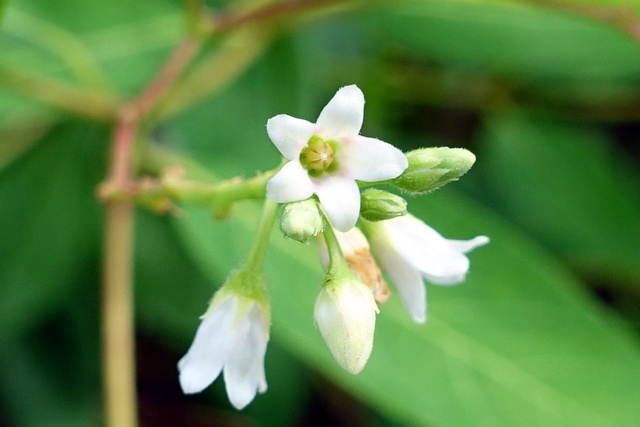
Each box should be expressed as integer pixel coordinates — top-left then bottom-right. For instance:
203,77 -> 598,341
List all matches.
266,85 -> 408,232
365,214 -> 489,324
178,288 -> 270,410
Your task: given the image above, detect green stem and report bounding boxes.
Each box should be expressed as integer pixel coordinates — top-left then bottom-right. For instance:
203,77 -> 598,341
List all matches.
321,216 -> 349,272
243,198 -> 279,273
101,202 -> 137,427
101,121 -> 138,427
167,170 -> 275,205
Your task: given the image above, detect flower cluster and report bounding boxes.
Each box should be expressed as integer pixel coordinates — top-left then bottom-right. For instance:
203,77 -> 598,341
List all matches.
178,85 -> 488,409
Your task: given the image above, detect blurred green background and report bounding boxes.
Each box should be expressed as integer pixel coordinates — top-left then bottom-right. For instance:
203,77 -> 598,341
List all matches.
1,0 -> 639,425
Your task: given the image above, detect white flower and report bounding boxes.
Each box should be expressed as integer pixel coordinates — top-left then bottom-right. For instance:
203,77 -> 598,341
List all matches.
178,289 -> 270,410
366,214 -> 489,324
314,274 -> 379,375
266,85 -> 408,232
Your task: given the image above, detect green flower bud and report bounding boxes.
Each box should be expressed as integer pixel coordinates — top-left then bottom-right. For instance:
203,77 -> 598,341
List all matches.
280,199 -> 324,244
360,189 -> 407,222
390,147 -> 476,194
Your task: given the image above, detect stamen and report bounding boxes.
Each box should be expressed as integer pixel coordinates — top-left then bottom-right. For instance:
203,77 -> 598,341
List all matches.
300,136 -> 335,174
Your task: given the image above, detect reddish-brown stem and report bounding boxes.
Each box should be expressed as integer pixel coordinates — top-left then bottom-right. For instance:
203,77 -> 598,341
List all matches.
124,37 -> 202,123
109,121 -> 136,185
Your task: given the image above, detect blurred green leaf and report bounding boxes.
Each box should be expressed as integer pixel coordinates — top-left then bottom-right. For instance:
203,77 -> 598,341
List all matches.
358,0 -> 640,82
0,122 -> 104,427
0,337 -> 99,427
477,114 -> 640,287
548,0 -> 639,11
10,0 -> 178,35
0,2 -> 183,117
0,0 -> 7,24
0,122 -> 104,339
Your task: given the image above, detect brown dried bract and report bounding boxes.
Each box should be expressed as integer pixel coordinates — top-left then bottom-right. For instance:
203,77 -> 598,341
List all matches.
346,248 -> 390,305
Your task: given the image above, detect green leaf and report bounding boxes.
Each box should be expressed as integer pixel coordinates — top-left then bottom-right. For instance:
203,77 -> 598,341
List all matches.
0,337 -> 99,427
357,0 -> 640,82
172,188 -> 640,426
0,122 -> 103,339
477,114 -> 640,287
0,2 -> 183,117
0,0 -> 7,25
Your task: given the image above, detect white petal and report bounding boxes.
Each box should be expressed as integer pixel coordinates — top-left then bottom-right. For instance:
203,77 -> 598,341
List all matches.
267,161 -> 314,203
368,227 -> 426,323
388,215 -> 472,285
315,85 -> 364,139
447,236 -> 490,253
223,304 -> 269,410
267,114 -> 316,159
343,136 -> 408,181
314,176 -> 360,232
257,360 -> 268,394
177,294 -> 236,394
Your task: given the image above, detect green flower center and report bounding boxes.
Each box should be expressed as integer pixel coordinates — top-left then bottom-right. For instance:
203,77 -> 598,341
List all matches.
300,136 -> 337,176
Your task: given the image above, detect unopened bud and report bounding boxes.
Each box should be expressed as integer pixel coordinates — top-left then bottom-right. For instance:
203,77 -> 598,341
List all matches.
280,199 -> 324,243
314,272 -> 378,375
360,189 -> 407,222
391,147 -> 476,194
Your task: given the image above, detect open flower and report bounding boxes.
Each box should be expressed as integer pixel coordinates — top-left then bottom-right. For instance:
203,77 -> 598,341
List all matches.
365,214 -> 489,323
266,85 -> 408,232
178,287 -> 270,410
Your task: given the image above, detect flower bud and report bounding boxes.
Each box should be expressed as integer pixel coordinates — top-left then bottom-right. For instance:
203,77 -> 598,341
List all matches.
391,147 -> 476,194
360,188 -> 407,222
280,199 -> 324,243
314,272 -> 379,375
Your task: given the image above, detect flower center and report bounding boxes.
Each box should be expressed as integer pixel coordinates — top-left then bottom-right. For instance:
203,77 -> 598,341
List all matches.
300,136 -> 336,175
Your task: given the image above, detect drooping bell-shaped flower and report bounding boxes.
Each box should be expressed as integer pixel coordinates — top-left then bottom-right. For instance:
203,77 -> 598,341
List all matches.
365,214 -> 489,323
266,85 -> 408,232
178,285 -> 270,410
